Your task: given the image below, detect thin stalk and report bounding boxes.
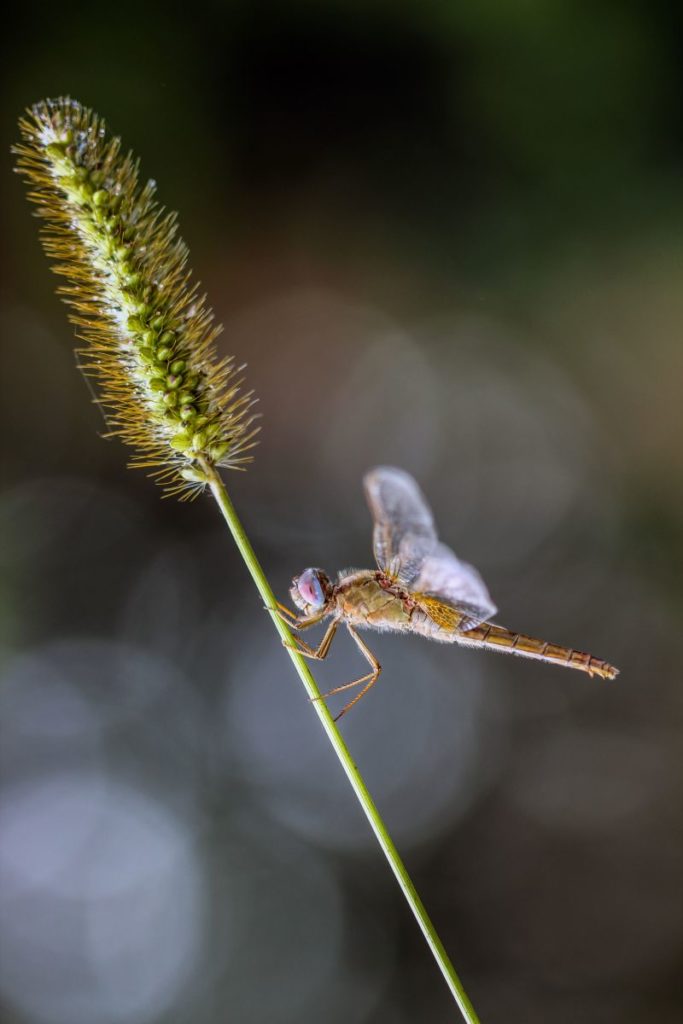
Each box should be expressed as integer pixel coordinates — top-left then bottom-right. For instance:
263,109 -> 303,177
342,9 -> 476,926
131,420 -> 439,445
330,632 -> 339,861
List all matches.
200,458 -> 481,1023
15,97 -> 480,1020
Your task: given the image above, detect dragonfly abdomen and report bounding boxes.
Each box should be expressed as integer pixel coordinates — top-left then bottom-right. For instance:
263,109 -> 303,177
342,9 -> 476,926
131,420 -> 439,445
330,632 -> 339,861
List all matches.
457,623 -> 619,680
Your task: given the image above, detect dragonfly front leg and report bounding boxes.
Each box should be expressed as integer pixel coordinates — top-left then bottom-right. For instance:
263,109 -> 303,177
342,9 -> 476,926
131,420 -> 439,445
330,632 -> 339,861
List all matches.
272,599 -> 298,623
286,618 -> 339,660
270,600 -> 326,632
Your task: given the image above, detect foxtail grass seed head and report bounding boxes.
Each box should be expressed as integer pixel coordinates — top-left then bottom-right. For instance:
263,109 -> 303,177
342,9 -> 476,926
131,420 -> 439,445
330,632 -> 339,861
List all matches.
14,97 -> 258,498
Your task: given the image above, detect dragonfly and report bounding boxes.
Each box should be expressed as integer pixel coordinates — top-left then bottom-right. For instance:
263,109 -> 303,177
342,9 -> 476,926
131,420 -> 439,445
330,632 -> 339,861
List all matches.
278,466 -> 619,720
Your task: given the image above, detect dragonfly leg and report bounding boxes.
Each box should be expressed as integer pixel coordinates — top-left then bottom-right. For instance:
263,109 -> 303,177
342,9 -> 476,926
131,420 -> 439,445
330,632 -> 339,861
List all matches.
271,599 -> 298,623
309,626 -> 382,721
285,618 -> 339,660
270,601 -> 326,632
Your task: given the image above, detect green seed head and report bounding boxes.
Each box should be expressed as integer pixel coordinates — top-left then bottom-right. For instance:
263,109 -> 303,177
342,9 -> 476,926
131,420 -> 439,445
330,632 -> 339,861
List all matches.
14,97 -> 259,497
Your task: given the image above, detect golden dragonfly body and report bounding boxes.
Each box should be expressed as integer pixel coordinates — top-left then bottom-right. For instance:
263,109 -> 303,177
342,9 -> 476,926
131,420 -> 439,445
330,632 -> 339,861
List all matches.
281,467 -> 618,720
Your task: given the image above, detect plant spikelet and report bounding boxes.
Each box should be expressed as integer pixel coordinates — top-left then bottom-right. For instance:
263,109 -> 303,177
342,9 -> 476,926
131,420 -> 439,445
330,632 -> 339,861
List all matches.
14,97 -> 258,498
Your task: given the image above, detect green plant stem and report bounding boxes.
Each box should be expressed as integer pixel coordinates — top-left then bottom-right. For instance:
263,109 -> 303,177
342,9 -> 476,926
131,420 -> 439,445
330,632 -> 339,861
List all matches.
201,459 -> 481,1023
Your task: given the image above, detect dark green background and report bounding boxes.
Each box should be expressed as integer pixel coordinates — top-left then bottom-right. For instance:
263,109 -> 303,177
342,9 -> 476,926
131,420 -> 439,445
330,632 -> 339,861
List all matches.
1,4 -> 682,1023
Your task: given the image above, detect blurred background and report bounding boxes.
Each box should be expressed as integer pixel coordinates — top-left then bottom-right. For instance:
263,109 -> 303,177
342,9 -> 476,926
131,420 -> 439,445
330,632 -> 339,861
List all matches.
1,3 -> 682,1022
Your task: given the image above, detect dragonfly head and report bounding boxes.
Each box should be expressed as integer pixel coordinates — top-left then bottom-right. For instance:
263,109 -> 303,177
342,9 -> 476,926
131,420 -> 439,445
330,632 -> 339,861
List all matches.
290,568 -> 332,614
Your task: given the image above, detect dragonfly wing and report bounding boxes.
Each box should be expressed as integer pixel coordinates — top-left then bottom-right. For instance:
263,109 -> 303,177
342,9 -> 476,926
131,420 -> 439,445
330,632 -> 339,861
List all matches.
413,542 -> 497,630
364,467 -> 438,585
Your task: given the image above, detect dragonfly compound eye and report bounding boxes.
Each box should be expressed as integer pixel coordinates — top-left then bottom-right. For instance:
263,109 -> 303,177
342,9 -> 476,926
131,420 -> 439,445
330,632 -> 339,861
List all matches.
297,568 -> 326,610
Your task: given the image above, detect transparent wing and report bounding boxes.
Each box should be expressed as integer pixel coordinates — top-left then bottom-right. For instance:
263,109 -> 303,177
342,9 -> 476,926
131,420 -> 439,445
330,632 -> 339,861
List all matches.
413,542 -> 497,631
363,467 -> 438,585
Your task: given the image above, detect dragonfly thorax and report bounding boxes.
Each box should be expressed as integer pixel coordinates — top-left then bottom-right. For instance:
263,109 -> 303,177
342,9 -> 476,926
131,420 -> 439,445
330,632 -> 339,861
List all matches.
290,568 -> 333,614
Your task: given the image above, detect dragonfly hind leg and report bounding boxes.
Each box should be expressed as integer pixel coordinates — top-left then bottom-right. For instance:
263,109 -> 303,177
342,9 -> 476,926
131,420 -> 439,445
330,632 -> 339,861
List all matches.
311,626 -> 382,722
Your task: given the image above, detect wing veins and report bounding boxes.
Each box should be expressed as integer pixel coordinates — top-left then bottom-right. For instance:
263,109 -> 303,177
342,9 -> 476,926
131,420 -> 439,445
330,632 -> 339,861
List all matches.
363,467 -> 497,629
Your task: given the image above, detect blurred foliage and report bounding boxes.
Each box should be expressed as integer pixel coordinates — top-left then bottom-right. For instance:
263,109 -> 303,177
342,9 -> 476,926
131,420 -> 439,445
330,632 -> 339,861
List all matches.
1,3 -> 682,1023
